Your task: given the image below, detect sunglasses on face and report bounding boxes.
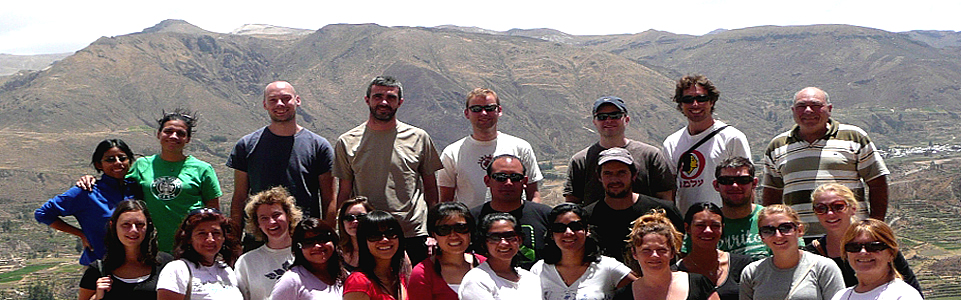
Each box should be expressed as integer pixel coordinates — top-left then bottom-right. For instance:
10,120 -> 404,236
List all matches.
716,176 -> 753,185
366,231 -> 400,242
593,111 -> 625,121
343,213 -> 367,222
299,236 -> 333,248
679,95 -> 711,104
468,104 -> 500,113
759,222 -> 798,238
486,231 -> 520,243
103,155 -> 129,163
435,223 -> 471,236
550,220 -> 586,233
813,201 -> 848,215
188,207 -> 221,216
490,172 -> 524,182
844,241 -> 890,253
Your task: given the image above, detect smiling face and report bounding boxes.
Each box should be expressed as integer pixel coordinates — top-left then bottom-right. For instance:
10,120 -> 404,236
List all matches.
115,210 -> 148,249
301,233 -> 335,268
365,85 -> 403,121
366,228 -> 400,261
191,220 -> 225,264
759,213 -> 801,254
633,233 -> 673,273
485,220 -> 520,263
343,204 -> 369,237
157,119 -> 191,153
256,203 -> 290,242
552,212 -> 587,253
846,232 -> 894,277
464,94 -> 501,130
96,147 -> 131,180
813,191 -> 856,235
592,104 -> 629,138
484,157 -> 527,201
714,166 -> 756,208
680,84 -> 713,123
434,214 -> 471,255
687,210 -> 723,249
600,161 -> 633,198
792,88 -> 832,133
263,82 -> 300,123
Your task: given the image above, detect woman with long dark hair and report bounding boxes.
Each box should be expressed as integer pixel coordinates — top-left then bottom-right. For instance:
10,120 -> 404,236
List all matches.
532,203 -> 634,300
343,210 -> 408,300
36,139 -> 135,266
271,218 -> 346,299
613,210 -> 719,300
829,219 -> 922,300
338,196 -> 374,272
459,213 -> 541,299
156,208 -> 242,300
409,202 -> 485,300
676,202 -> 752,300
804,184 -> 921,293
78,200 -> 172,299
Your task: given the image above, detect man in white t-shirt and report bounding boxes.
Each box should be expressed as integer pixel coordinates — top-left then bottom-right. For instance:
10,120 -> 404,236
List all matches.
437,88 -> 543,208
662,75 -> 751,215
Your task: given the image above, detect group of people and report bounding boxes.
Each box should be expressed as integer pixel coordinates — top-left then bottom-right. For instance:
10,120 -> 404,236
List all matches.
34,74 -> 922,300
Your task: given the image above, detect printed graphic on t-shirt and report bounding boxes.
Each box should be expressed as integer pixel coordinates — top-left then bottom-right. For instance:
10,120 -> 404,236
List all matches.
679,150 -> 706,187
264,261 -> 291,280
477,154 -> 493,171
152,176 -> 182,200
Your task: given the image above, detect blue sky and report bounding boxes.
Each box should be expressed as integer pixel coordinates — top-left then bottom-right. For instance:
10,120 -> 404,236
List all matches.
2,0 -> 959,55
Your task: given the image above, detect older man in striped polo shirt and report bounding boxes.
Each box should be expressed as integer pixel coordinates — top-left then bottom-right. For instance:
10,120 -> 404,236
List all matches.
760,87 -> 889,238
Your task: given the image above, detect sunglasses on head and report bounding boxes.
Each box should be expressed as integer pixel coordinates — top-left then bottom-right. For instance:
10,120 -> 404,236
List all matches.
716,176 -> 753,185
490,172 -> 524,182
593,111 -> 625,121
844,241 -> 890,253
468,104 -> 500,113
366,231 -> 400,242
103,155 -> 129,163
813,201 -> 848,215
486,231 -> 520,243
343,213 -> 367,222
759,222 -> 798,238
435,223 -> 471,236
679,95 -> 712,104
188,207 -> 221,216
550,220 -> 586,233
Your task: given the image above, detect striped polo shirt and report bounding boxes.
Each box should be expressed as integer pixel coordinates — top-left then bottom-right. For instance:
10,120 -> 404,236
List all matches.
761,119 -> 889,236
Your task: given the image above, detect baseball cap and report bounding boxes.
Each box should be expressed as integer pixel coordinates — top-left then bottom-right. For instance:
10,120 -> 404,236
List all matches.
593,96 -> 627,114
598,147 -> 634,167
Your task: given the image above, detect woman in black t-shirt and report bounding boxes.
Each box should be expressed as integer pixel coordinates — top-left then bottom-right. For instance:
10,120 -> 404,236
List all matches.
79,200 -> 172,300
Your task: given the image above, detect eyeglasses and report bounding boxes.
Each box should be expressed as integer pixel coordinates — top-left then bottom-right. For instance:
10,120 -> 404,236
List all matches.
490,172 -> 524,182
343,213 -> 367,222
844,241 -> 890,253
366,231 -> 400,242
759,222 -> 798,238
103,155 -> 129,163
550,221 -> 586,233
594,112 -> 625,121
813,201 -> 848,215
188,207 -> 221,216
793,102 -> 825,110
486,231 -> 520,243
468,104 -> 500,113
679,95 -> 711,104
435,223 -> 471,236
716,176 -> 753,185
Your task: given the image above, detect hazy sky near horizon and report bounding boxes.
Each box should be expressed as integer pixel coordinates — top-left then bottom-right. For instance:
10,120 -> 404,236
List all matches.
2,0 -> 959,55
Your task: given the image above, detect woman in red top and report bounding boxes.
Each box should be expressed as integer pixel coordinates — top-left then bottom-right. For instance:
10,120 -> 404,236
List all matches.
409,202 -> 485,300
343,210 -> 408,300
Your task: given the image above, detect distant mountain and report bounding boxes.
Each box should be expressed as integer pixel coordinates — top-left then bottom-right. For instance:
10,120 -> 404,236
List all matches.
230,24 -> 314,36
901,30 -> 961,48
0,53 -> 72,76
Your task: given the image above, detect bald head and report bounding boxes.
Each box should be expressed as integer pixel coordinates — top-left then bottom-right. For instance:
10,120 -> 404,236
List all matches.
264,81 -> 297,100
794,87 -> 829,104
263,81 -> 301,123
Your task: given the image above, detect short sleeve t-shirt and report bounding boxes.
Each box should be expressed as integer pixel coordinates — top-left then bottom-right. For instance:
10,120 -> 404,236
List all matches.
531,256 -> 631,300
471,201 -> 552,268
127,155 -> 222,252
156,259 -> 242,300
437,132 -> 543,208
234,245 -> 293,300
333,121 -> 443,237
584,196 -> 684,263
662,121 -> 751,215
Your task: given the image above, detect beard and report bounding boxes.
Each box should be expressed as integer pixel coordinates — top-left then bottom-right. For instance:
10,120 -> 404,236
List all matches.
605,189 -> 631,198
370,104 -> 397,121
722,195 -> 752,208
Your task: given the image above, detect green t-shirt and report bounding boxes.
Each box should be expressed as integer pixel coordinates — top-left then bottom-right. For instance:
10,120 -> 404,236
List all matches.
127,155 -> 222,252
717,205 -> 771,260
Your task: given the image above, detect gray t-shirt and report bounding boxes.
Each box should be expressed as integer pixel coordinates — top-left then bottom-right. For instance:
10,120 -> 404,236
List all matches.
740,251 -> 845,300
227,127 -> 334,218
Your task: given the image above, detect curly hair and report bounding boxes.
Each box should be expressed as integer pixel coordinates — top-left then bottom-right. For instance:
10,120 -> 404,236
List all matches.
244,187 -> 303,241
672,74 -> 719,113
172,208 -> 241,267
625,209 -> 683,274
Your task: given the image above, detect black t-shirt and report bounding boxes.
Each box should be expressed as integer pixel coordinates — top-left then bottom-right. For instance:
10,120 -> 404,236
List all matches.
584,195 -> 684,263
79,252 -> 174,299
612,272 -> 716,300
677,253 -> 752,300
470,201 -> 551,269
